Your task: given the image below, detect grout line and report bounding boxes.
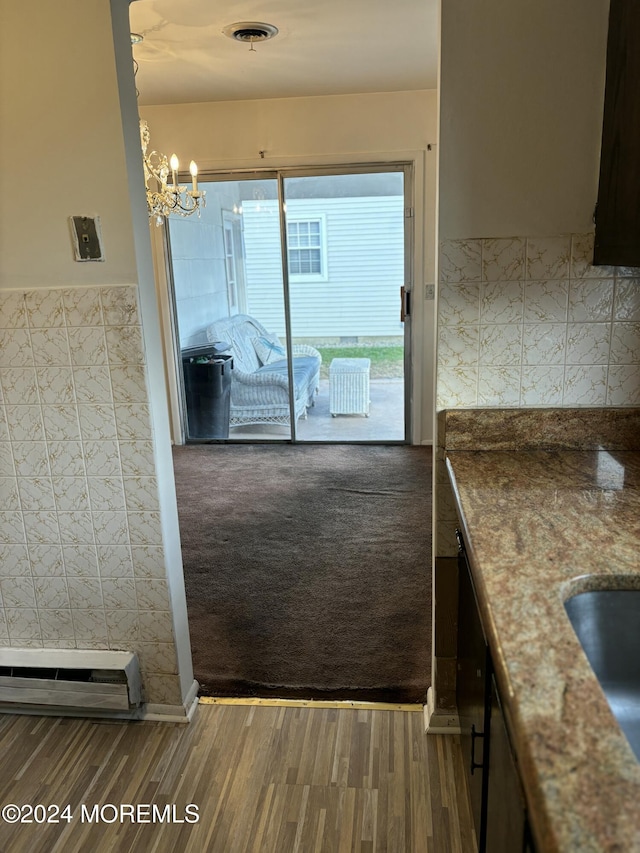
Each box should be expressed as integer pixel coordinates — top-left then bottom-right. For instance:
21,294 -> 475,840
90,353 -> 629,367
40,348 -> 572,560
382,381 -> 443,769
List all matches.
561,291 -> 570,406
476,239 -> 483,406
604,277 -> 617,405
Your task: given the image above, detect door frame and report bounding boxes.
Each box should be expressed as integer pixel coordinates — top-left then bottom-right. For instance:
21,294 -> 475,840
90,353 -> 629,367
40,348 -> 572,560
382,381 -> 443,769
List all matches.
156,158 -> 425,446
222,209 -> 248,315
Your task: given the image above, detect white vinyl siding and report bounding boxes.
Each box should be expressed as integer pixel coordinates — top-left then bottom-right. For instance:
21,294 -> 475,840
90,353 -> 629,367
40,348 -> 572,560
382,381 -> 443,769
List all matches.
242,197 -> 404,338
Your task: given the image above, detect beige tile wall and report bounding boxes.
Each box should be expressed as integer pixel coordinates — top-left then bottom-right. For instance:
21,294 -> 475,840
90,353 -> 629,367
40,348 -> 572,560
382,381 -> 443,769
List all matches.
0,286 -> 182,707
437,232 -> 640,409
432,232 -> 640,718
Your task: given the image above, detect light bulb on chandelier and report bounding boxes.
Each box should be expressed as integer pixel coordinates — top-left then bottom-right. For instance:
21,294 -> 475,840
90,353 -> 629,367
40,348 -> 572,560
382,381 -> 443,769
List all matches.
132,34 -> 206,225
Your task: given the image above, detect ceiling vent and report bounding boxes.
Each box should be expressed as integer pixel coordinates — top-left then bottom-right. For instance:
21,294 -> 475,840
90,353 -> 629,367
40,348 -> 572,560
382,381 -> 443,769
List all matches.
223,22 -> 279,45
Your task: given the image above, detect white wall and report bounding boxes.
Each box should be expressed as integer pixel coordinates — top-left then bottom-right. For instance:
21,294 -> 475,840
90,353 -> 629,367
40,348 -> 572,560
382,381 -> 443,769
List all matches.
438,0 -> 610,240
0,0 -> 138,288
143,90 -> 438,443
141,91 -> 435,178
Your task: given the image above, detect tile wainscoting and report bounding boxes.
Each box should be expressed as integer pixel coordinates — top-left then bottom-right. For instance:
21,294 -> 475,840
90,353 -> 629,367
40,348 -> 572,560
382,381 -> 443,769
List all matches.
0,285 -> 183,709
437,232 -> 640,409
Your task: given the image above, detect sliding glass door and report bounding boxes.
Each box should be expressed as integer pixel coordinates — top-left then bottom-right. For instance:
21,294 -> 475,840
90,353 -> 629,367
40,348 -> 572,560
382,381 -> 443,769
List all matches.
282,171 -> 406,442
166,166 -> 410,443
168,177 -> 295,440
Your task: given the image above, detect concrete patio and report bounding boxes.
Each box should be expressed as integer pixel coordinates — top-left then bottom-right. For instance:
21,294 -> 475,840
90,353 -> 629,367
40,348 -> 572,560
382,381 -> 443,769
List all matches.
228,378 -> 405,442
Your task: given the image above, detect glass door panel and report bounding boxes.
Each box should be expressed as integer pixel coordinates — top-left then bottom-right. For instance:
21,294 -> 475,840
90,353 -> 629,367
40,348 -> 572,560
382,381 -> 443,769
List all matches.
168,177 -> 294,441
282,171 -> 407,442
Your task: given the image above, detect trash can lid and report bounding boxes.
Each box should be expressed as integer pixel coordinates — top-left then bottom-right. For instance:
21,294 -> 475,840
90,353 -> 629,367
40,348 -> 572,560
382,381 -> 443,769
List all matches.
181,342 -> 231,362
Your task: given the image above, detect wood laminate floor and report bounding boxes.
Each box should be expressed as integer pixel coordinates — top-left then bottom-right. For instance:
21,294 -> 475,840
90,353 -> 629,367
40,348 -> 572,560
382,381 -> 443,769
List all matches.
0,703 -> 475,853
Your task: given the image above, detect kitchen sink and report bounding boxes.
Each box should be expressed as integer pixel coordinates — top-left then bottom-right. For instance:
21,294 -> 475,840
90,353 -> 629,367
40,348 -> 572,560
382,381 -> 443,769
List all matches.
564,590 -> 640,761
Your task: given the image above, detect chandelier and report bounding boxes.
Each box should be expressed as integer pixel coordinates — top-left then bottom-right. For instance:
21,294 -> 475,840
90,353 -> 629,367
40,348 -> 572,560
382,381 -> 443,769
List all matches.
131,33 -> 205,225
139,120 -> 205,225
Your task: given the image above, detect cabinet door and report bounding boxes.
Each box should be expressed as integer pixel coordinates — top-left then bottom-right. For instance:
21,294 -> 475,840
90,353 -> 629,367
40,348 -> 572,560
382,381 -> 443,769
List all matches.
485,676 -> 529,853
594,0 -> 640,265
456,537 -> 490,851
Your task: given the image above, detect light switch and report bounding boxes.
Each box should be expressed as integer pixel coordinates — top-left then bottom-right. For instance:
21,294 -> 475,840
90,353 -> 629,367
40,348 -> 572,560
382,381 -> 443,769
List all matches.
70,216 -> 104,262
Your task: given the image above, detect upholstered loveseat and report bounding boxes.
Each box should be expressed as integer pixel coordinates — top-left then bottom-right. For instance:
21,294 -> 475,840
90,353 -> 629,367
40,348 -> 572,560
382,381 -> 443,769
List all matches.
205,314 -> 321,428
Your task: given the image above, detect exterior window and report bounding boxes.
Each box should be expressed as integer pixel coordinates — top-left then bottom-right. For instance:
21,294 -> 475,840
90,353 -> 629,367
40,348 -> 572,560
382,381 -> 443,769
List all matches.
287,219 -> 325,278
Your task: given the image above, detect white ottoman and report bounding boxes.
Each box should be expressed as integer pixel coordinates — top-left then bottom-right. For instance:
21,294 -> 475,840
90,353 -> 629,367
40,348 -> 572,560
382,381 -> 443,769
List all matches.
329,358 -> 371,416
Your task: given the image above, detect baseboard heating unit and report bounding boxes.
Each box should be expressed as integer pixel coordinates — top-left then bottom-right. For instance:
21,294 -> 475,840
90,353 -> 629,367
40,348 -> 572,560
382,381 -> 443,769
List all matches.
0,649 -> 142,714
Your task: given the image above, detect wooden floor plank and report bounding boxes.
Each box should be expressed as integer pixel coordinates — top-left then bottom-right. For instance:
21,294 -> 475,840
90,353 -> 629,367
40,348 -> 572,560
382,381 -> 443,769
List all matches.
0,704 -> 475,853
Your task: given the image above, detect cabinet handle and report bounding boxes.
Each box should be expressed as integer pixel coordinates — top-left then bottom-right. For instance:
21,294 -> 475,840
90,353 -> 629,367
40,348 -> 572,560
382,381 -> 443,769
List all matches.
455,528 -> 465,555
470,723 -> 485,775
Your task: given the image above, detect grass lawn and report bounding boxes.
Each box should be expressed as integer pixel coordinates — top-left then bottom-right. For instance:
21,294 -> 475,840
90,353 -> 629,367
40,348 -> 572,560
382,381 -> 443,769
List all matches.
315,345 -> 404,379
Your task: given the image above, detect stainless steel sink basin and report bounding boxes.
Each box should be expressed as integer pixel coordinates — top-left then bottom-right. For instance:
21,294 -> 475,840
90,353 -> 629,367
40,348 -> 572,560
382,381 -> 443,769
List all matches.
564,590 -> 640,761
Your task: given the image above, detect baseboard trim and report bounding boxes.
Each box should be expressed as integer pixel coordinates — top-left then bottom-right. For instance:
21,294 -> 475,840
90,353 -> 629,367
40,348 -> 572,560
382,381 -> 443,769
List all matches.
199,696 -> 423,712
424,687 -> 461,734
139,679 -> 200,723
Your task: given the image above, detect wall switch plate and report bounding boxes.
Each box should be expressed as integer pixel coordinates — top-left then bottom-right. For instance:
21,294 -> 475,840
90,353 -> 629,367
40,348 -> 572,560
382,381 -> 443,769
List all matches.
70,216 -> 104,262
424,283 -> 435,300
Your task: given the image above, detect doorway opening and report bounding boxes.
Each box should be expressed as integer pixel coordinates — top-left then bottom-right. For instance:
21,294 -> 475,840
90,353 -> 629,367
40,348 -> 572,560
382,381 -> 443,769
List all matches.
166,165 -> 413,443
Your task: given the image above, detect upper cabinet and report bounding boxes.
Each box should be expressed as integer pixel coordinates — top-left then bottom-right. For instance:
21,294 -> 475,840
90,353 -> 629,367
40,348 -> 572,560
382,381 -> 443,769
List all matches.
594,0 -> 640,265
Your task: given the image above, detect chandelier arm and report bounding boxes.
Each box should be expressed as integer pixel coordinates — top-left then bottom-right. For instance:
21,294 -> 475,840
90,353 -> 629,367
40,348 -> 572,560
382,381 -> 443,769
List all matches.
134,42 -> 204,221
138,117 -> 204,222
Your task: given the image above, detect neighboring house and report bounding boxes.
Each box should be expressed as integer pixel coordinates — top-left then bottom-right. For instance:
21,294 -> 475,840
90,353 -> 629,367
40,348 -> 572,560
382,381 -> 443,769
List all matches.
168,193 -> 405,348
242,196 -> 405,341
167,180 -> 251,350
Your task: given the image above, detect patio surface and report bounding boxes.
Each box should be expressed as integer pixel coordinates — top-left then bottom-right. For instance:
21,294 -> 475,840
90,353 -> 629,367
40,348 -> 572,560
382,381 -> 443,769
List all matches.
228,378 -> 405,442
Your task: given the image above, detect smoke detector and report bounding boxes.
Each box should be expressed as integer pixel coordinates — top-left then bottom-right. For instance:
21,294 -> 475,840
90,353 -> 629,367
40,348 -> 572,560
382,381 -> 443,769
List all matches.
223,22 -> 279,45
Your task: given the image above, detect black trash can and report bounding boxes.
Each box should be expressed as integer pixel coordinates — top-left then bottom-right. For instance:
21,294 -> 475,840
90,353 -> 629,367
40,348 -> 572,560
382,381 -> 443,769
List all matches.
181,343 -> 233,439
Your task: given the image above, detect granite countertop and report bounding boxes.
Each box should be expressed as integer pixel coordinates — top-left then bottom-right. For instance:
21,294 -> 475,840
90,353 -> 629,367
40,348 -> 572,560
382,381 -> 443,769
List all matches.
446,449 -> 640,853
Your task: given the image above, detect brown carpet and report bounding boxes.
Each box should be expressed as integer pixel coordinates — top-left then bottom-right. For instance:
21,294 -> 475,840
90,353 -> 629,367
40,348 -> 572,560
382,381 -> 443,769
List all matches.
172,444 -> 432,703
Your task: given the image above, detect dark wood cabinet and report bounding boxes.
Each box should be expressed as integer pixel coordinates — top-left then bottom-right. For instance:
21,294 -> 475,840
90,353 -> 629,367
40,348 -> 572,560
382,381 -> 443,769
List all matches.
456,533 -> 490,849
456,530 -> 536,853
594,0 -> 640,266
485,677 -> 528,852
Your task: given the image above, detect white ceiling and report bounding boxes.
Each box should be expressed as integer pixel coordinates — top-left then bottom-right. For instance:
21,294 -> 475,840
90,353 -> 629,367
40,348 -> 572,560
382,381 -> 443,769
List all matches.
129,0 -> 439,106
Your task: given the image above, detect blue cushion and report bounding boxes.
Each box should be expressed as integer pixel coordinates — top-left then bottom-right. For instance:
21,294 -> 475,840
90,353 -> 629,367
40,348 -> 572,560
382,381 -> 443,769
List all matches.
252,334 -> 286,366
257,356 -> 319,393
